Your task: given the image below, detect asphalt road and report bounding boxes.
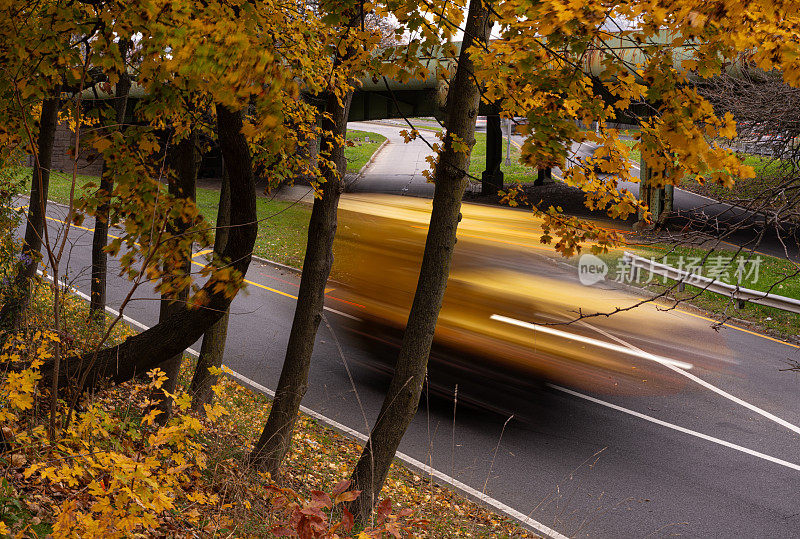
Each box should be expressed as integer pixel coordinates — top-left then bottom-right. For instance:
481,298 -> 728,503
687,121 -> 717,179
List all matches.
16,197 -> 800,538
347,121 -> 440,196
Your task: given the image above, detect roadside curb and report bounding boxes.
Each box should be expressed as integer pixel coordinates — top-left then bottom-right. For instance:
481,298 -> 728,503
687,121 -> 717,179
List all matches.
346,136 -> 390,191
250,255 -> 354,292
363,119 -> 441,134
251,254 -> 302,275
358,136 -> 390,176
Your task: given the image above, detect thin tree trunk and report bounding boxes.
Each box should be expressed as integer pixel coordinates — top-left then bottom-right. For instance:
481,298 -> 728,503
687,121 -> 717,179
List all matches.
250,87 -> 354,475
347,0 -> 491,521
150,129 -> 198,423
38,103 -> 256,396
0,95 -> 60,334
90,40 -> 131,317
190,163 -> 232,413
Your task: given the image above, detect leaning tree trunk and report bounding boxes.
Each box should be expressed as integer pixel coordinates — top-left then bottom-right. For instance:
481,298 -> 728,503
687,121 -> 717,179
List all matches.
0,95 -> 60,334
90,40 -> 131,317
150,129 -> 199,423
347,0 -> 491,522
250,86 -> 354,476
190,162 -> 231,414
38,104 -> 257,396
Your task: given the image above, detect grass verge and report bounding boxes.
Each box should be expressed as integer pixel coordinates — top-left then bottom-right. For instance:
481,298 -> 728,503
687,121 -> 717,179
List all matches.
9,166 -> 312,268
195,188 -> 310,268
586,242 -> 800,340
346,129 -> 387,172
399,121 -> 538,184
468,132 -> 536,184
617,138 -> 641,163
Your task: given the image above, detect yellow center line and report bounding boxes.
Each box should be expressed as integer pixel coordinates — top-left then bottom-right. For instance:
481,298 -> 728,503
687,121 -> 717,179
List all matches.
45,215 -> 92,233
41,211 -> 299,301
43,214 -> 121,240
32,205 -> 800,350
674,308 -> 800,349
719,240 -> 772,259
189,259 -> 298,300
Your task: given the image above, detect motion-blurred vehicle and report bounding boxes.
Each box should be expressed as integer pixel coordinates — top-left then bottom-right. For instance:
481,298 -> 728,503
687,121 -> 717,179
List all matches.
332,195 -> 729,398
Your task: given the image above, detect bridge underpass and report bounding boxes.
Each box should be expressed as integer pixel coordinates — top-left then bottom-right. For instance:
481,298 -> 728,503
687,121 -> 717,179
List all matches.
348,50 -> 672,225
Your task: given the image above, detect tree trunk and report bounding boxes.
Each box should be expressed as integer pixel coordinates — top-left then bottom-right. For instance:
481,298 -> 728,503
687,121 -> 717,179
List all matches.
38,104 -> 256,396
90,40 -> 131,317
150,129 -> 199,423
250,88 -> 353,475
190,163 -> 232,413
0,95 -> 60,334
297,93 -> 326,185
347,0 -> 491,521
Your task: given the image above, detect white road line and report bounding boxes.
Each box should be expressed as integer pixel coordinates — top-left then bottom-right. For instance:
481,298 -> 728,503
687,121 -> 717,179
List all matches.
550,384 -> 800,472
322,306 -> 362,321
37,270 -> 150,331
492,313 -> 800,470
493,313 -> 800,437
36,271 -> 566,539
675,188 -> 724,205
582,320 -> 800,437
490,314 -> 694,370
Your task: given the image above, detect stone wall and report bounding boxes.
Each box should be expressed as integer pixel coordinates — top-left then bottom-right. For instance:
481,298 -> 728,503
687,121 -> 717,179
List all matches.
27,120 -> 104,177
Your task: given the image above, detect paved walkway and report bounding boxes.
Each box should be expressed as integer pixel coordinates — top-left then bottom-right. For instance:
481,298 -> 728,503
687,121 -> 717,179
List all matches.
345,121 -> 441,196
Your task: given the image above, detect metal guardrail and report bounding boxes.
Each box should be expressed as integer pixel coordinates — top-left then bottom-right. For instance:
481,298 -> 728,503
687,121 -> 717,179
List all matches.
622,252 -> 800,314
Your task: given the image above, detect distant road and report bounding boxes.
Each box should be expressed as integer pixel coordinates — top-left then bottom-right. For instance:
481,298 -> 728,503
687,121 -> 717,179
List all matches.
346,121 -> 439,196
349,120 -> 796,260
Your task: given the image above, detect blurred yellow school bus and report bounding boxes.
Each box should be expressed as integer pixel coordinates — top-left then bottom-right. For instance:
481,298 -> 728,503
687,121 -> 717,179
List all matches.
333,194 -> 729,396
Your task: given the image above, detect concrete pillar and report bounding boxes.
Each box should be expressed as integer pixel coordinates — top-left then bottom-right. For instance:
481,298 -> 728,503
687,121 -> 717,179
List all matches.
637,155 -> 674,227
481,113 -> 504,195
534,167 -> 553,186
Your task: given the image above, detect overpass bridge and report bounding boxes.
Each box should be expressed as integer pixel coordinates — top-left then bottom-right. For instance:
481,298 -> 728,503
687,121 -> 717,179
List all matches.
348,38 -> 671,222
68,36 -> 673,220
